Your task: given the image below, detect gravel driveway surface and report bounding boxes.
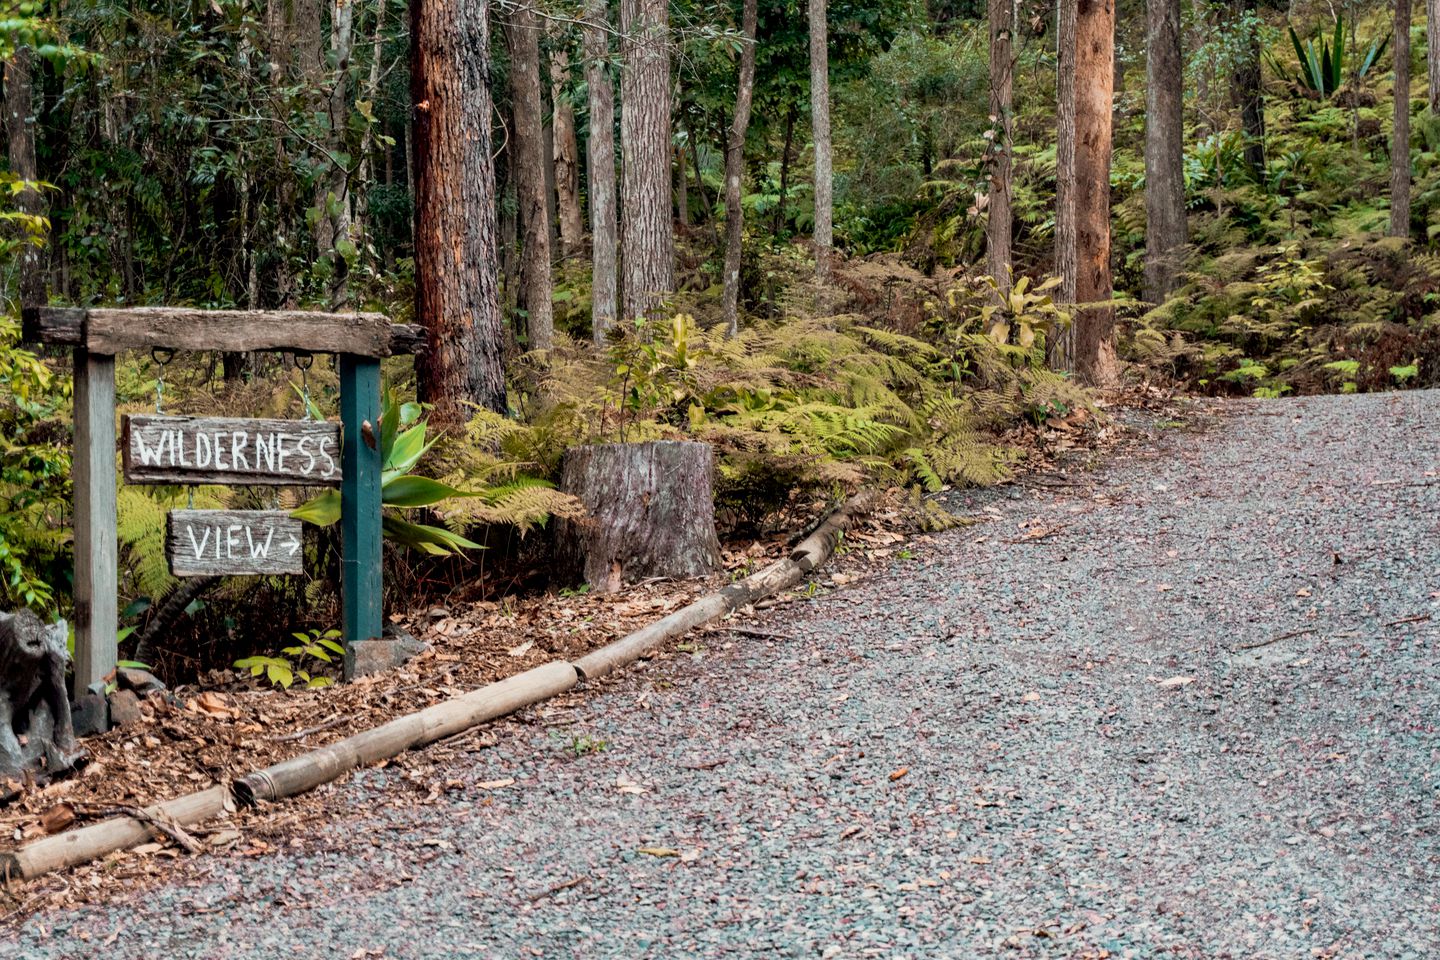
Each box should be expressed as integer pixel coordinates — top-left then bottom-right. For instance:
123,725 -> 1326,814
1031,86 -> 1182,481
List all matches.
11,391 -> 1440,959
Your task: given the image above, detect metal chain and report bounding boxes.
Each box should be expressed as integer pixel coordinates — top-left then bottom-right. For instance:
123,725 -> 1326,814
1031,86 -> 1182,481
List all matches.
150,347 -> 174,414
294,351 -> 315,421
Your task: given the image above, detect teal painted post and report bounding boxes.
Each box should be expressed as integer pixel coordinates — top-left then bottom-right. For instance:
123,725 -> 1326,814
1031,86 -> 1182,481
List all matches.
339,353 -> 383,678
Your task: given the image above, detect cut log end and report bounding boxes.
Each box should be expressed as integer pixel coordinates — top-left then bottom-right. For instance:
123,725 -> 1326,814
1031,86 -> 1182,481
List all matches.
554,441 -> 721,593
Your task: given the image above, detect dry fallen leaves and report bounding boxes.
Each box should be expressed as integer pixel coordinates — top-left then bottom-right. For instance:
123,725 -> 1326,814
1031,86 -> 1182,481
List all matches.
186,692 -> 240,720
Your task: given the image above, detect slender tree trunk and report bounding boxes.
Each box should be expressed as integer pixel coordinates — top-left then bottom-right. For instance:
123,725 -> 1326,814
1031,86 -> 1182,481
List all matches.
506,2 -> 555,349
1428,0 -> 1439,114
773,104 -> 797,237
551,37 -> 585,259
1072,0 -> 1118,385
619,0 -> 675,319
411,0 -> 507,422
584,0 -> 618,342
722,0 -> 759,337
1233,0 -> 1265,178
5,46 -> 44,307
1391,0 -> 1412,237
675,86 -> 690,227
355,0 -> 388,260
1144,0 -> 1186,302
808,0 -> 833,283
986,0 -> 1014,296
321,0 -> 355,306
1050,0 -> 1078,370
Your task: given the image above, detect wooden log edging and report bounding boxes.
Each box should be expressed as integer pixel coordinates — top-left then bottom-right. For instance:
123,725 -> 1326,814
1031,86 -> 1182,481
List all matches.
0,492 -> 876,881
235,661 -> 578,805
0,786 -> 230,881
572,490 -> 876,680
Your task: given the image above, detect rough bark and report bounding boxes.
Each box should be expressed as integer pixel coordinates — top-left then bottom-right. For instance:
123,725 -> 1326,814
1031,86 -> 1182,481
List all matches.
721,0 -> 759,337
554,441 -> 722,593
1072,0 -> 1118,386
1050,0 -> 1078,371
619,0 -> 675,319
551,37 -> 585,258
1232,0 -> 1265,178
809,0 -> 833,283
411,0 -> 508,422
986,0 -> 1014,296
506,3 -> 555,350
4,45 -> 44,306
1144,0 -> 1186,302
1391,0 -> 1412,237
0,611 -> 80,789
1429,0 -> 1439,114
584,0 -> 619,342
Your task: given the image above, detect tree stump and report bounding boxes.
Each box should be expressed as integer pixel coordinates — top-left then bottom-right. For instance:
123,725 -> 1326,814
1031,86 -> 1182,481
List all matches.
0,610 -> 83,795
554,441 -> 722,592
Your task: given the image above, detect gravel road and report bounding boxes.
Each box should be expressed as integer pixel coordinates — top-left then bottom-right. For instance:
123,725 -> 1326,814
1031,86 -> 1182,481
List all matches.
10,391 -> 1440,959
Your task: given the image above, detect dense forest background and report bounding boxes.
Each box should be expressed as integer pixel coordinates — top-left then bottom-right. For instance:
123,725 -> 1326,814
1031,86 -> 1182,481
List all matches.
0,0 -> 1437,671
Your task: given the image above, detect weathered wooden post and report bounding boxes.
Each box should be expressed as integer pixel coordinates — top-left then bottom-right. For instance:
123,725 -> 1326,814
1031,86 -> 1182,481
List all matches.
71,349 -> 117,697
339,354 -> 382,679
22,306 -> 424,692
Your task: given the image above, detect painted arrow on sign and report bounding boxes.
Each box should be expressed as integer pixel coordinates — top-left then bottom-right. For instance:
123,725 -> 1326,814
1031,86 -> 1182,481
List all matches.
166,510 -> 305,578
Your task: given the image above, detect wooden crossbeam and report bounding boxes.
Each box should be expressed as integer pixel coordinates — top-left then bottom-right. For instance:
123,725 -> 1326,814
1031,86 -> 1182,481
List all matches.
22,306 -> 424,358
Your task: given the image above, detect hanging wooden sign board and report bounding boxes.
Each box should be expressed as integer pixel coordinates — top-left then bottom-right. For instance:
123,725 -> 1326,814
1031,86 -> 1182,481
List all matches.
166,510 -> 305,577
123,415 -> 342,486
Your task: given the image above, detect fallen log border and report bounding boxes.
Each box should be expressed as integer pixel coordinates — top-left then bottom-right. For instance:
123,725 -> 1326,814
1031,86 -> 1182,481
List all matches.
0,491 -> 876,882
572,489 -> 876,680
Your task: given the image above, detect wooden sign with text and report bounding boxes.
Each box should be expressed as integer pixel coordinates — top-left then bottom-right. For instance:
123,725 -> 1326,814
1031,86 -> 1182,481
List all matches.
123,415 -> 342,486
166,510 -> 304,577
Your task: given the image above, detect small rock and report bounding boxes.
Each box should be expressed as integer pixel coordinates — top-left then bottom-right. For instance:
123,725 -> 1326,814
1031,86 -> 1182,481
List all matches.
116,667 -> 165,696
108,689 -> 144,728
350,627 -> 431,677
70,692 -> 109,738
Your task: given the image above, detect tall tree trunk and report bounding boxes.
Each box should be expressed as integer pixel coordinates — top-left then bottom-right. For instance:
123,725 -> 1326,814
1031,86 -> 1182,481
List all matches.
1051,0 -> 1078,371
5,46 -> 44,307
506,3 -> 555,349
722,0 -> 759,337
1072,0 -> 1118,385
1392,0 -> 1412,237
584,0 -> 618,342
675,86 -> 689,227
808,0 -> 833,283
1233,0 -> 1265,178
773,103 -> 797,237
326,0 -> 355,306
355,0 -> 388,261
551,36 -> 585,259
1428,0 -> 1439,114
411,0 -> 507,422
1144,0 -> 1186,302
986,0 -> 1014,296
619,0 -> 675,319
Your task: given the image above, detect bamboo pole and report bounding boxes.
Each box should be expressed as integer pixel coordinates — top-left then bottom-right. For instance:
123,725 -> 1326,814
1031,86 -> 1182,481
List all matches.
573,491 -> 875,680
0,786 -> 230,881
236,660 -> 577,804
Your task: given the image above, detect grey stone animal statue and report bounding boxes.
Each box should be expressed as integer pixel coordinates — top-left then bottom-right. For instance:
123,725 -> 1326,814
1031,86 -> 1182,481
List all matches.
0,609 -> 82,787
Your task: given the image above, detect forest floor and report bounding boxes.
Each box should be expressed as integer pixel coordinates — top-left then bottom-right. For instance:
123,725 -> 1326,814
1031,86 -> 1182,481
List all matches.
6,389 -> 1440,958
